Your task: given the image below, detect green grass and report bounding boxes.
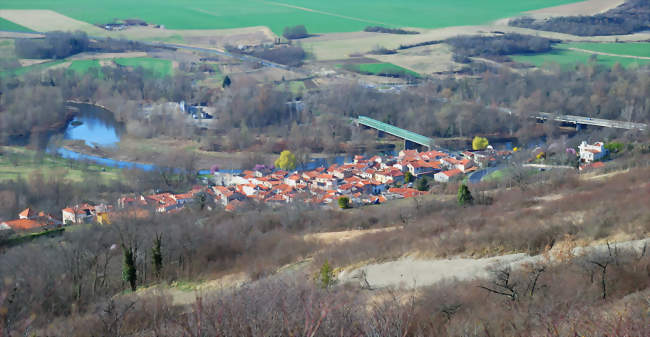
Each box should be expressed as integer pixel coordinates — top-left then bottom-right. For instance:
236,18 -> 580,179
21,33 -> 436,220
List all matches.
0,17 -> 32,32
345,62 -> 420,77
68,59 -> 103,76
114,57 -> 172,77
0,146 -> 122,183
512,44 -> 650,69
564,42 -> 650,58
0,0 -> 583,34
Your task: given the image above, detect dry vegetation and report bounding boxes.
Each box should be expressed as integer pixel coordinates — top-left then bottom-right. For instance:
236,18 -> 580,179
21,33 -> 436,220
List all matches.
1,152 -> 648,336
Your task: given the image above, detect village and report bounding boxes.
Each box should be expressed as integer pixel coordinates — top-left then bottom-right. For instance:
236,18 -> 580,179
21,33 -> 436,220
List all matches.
1,140 -> 612,238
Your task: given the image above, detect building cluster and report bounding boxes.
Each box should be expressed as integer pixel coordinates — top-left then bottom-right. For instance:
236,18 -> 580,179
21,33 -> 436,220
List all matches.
0,147 -> 509,236
210,148 -> 508,211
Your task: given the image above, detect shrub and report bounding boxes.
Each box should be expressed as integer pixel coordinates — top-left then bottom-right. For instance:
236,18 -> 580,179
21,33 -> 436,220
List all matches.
283,25 -> 309,39
338,196 -> 350,209
457,184 -> 473,206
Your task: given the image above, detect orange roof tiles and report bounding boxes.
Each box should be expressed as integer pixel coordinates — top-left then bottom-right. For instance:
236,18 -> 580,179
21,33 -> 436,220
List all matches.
2,219 -> 45,231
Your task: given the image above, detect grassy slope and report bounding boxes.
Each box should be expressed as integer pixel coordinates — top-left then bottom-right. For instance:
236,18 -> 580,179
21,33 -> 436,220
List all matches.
0,0 -> 581,34
0,17 -> 32,32
343,62 -> 420,77
114,57 -> 172,77
565,42 -> 650,57
68,59 -> 101,74
513,43 -> 650,68
0,146 -> 122,183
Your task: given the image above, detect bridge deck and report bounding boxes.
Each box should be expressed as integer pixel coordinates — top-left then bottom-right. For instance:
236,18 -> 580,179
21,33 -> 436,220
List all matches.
536,112 -> 647,131
356,116 -> 433,147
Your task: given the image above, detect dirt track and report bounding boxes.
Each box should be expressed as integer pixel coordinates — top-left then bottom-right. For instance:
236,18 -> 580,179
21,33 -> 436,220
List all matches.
339,238 -> 648,289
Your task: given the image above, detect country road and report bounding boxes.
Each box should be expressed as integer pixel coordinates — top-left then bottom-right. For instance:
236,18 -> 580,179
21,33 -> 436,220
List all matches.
567,47 -> 650,61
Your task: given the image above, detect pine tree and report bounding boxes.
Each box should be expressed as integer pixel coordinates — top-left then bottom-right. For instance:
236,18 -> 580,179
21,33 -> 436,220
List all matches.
338,196 -> 350,209
457,183 -> 473,206
320,260 -> 335,289
152,234 -> 163,278
122,244 -> 137,291
222,75 -> 231,88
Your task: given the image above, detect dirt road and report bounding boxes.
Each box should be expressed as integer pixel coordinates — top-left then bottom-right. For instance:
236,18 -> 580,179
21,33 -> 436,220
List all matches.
339,238 -> 648,289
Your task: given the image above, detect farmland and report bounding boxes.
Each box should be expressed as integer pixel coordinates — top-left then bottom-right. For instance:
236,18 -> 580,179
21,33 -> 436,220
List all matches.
512,42 -> 650,68
1,0 -> 584,34
0,17 -> 31,32
564,42 -> 650,58
114,57 -> 173,77
344,62 -> 420,77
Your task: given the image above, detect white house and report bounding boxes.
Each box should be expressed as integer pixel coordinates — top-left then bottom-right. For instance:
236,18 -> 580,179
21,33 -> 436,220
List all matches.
579,141 -> 607,163
434,169 -> 462,183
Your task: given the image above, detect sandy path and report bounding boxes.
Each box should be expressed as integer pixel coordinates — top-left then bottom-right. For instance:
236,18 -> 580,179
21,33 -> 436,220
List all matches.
340,238 -> 648,289
304,227 -> 398,245
567,47 -> 650,60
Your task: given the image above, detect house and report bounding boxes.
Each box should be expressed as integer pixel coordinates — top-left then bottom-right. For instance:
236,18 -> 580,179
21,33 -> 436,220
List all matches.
62,205 -> 95,224
579,141 -> 607,163
434,169 -> 463,183
456,158 -> 474,173
374,169 -> 404,184
407,161 -> 438,177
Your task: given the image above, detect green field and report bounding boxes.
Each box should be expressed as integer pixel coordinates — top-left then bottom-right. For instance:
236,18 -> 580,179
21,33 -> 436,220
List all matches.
0,17 -> 32,32
565,42 -> 650,58
68,59 -> 101,74
512,43 -> 650,69
114,57 -> 172,77
0,146 -> 121,183
344,62 -> 420,77
1,0 -> 583,34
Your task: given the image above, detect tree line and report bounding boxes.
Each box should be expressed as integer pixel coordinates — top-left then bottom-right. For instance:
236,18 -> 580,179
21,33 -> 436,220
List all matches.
510,0 -> 650,36
445,33 -> 557,63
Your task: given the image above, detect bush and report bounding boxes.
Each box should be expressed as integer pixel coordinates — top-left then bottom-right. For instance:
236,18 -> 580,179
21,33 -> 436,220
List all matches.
15,31 -> 89,59
283,25 -> 309,39
446,33 -> 555,61
338,196 -> 350,209
364,26 -> 419,35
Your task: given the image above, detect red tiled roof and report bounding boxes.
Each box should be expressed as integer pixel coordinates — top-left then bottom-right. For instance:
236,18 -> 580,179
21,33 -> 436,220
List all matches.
2,219 -> 45,231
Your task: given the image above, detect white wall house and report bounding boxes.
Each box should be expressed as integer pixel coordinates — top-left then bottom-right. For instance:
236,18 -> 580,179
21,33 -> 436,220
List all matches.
579,141 -> 607,163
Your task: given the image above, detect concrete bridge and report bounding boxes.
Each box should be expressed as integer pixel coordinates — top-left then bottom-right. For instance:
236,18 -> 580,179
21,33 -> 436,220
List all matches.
354,116 -> 433,150
535,112 -> 647,131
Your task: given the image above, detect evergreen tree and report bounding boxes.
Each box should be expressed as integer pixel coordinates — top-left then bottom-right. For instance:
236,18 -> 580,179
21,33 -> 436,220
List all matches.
457,183 -> 473,206
319,260 -> 335,289
404,171 -> 413,183
338,196 -> 350,209
152,234 -> 163,278
122,244 -> 137,291
222,75 -> 231,88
